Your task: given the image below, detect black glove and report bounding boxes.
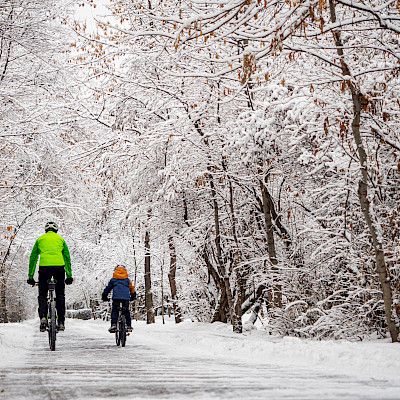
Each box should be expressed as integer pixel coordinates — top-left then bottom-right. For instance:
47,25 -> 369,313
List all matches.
130,292 -> 137,301
101,294 -> 109,302
65,277 -> 73,285
27,278 -> 36,287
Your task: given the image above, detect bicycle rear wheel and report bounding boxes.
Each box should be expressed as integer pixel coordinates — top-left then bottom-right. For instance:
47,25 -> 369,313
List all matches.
115,324 -> 121,346
120,315 -> 127,347
48,300 -> 57,351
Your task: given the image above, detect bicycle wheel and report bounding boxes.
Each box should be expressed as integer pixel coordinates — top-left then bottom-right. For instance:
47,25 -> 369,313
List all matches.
120,315 -> 127,347
115,321 -> 121,346
48,300 -> 57,351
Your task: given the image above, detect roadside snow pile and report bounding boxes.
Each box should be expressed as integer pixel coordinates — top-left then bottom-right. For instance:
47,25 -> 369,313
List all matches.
130,318 -> 400,383
0,320 -> 34,368
66,308 -> 92,320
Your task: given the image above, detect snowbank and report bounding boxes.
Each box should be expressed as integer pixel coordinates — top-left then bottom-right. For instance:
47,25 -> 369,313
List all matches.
0,320 -> 35,368
129,318 -> 400,383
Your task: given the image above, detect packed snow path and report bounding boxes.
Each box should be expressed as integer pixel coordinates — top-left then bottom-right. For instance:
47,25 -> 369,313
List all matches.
1,319 -> 399,399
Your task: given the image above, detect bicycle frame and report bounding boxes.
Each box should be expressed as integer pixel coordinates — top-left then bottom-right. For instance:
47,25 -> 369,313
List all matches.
47,277 -> 57,351
115,301 -> 128,347
31,275 -> 60,351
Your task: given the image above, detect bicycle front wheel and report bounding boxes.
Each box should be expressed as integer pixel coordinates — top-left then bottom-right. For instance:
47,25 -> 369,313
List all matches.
120,315 -> 127,347
48,300 -> 57,351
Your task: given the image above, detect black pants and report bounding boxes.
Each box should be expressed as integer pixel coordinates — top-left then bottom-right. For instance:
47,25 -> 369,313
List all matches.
111,300 -> 131,327
38,266 -> 65,323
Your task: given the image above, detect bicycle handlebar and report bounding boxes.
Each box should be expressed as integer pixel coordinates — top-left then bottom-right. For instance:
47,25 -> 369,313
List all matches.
29,279 -> 57,287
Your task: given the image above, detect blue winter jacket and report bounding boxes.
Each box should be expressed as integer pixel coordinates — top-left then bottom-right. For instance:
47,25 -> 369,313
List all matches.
102,267 -> 135,301
103,278 -> 132,300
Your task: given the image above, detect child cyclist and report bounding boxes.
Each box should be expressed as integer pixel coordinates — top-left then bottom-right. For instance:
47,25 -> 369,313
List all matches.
102,265 -> 136,333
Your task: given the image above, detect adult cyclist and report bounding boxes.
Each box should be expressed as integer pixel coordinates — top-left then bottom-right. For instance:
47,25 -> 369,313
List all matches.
27,222 -> 73,332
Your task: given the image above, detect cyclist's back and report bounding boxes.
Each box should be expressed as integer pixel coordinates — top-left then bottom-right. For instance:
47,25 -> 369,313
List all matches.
27,222 -> 73,331
34,231 -> 67,266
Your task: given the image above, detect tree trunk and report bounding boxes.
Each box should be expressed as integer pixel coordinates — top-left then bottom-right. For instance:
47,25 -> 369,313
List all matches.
132,231 -> 139,320
194,118 -> 237,327
209,175 -> 237,325
193,118 -> 236,326
329,0 -> 399,342
161,259 -> 165,325
241,284 -> 267,314
0,226 -> 16,324
204,249 -> 228,322
233,273 -> 245,333
352,93 -> 399,342
226,170 -> 246,333
260,179 -> 282,308
211,281 -> 229,323
168,236 -> 182,323
144,230 -> 155,324
247,302 -> 262,326
224,276 -> 238,329
0,266 -> 8,323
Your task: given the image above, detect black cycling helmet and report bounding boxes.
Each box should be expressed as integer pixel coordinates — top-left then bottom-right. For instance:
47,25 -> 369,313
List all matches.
45,221 -> 59,232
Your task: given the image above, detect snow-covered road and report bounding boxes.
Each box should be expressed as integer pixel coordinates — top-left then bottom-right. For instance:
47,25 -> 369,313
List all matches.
1,319 -> 399,399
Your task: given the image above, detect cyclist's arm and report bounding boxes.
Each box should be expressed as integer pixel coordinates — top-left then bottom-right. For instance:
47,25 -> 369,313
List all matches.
28,240 -> 39,279
129,280 -> 135,294
62,240 -> 72,278
102,279 -> 114,298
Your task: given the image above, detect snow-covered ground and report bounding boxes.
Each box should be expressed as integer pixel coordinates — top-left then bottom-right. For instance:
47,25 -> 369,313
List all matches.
0,320 -> 34,368
133,319 -> 400,382
0,318 -> 399,399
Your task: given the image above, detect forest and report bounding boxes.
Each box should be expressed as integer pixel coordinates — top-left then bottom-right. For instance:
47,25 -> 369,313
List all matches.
1,0 -> 399,342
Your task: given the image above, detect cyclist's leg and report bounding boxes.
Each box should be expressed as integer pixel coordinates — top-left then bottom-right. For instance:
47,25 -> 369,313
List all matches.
54,267 -> 66,324
110,300 -> 119,326
38,267 -> 50,319
122,300 -> 132,327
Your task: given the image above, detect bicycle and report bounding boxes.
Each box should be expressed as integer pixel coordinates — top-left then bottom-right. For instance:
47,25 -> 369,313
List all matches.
31,277 -> 58,350
47,277 -> 58,351
115,301 -> 129,347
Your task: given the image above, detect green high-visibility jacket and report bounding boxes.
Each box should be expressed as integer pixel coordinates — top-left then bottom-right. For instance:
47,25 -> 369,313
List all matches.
28,231 -> 72,279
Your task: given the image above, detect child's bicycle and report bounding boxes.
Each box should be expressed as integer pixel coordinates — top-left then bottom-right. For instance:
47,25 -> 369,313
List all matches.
115,301 -> 129,347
